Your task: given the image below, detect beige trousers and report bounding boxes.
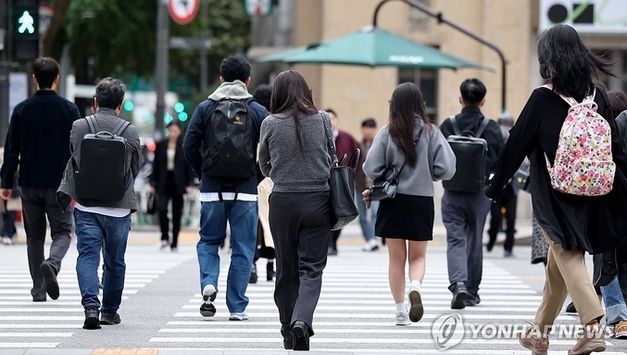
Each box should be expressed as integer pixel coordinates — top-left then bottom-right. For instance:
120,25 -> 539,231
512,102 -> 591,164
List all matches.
534,229 -> 604,333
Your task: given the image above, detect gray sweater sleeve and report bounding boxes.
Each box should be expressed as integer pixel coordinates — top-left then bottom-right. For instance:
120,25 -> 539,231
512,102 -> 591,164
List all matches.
259,119 -> 271,178
362,126 -> 389,182
430,129 -> 457,181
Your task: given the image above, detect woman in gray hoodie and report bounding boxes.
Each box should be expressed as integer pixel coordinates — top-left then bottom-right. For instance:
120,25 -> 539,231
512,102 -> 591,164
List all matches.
258,70 -> 334,351
363,82 -> 456,326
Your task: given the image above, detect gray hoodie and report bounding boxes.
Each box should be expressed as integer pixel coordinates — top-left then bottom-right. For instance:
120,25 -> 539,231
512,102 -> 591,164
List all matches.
363,119 -> 456,197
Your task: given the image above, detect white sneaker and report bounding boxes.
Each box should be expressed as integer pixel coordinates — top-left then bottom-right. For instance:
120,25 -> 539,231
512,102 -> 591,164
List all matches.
362,239 -> 379,251
2,237 -> 13,245
229,312 -> 248,321
202,284 -> 217,303
396,312 -> 411,326
160,240 -> 168,249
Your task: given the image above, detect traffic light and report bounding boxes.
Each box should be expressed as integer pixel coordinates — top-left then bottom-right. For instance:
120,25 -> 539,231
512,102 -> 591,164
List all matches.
11,0 -> 39,62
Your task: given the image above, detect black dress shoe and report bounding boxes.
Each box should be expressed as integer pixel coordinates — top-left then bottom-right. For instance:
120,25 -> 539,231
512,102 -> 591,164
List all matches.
292,320 -> 310,351
450,282 -> 468,310
40,261 -> 59,300
566,302 -> 577,313
283,335 -> 294,349
83,307 -> 101,330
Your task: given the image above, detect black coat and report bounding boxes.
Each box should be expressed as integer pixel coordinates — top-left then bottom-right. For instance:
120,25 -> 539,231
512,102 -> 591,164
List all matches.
486,86 -> 627,254
150,140 -> 195,196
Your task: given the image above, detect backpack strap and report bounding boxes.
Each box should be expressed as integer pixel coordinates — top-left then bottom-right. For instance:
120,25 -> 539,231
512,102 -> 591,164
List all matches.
112,120 -> 131,136
449,115 -> 461,135
475,117 -> 491,138
85,115 -> 99,134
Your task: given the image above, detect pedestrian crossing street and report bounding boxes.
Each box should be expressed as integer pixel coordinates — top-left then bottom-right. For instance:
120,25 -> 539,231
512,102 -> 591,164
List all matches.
151,244 -> 627,354
0,244 -> 192,349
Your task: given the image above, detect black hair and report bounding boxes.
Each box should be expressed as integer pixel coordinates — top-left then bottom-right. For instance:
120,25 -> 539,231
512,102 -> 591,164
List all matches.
32,57 -> 59,89
538,24 -> 615,101
253,84 -> 272,111
460,78 -> 486,106
167,120 -> 182,129
219,56 -> 251,83
388,82 -> 430,167
361,118 -> 377,128
270,70 -> 317,153
324,108 -> 337,117
95,77 -> 126,110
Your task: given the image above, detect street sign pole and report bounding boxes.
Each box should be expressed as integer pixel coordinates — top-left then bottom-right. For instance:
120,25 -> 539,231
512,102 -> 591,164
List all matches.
0,0 -> 10,147
154,0 -> 169,141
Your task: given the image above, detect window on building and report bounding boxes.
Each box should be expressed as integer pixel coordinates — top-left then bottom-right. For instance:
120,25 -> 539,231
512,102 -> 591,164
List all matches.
398,68 -> 439,123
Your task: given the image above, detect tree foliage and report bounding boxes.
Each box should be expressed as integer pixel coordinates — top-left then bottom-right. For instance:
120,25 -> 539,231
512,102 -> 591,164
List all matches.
50,0 -> 250,98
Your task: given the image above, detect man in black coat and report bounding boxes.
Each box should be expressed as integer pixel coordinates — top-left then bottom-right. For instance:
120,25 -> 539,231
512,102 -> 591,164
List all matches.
0,57 -> 81,302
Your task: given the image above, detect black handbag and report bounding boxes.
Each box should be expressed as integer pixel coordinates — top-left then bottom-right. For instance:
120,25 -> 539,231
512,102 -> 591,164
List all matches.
322,113 -> 360,231
146,193 -> 157,215
368,129 -> 422,201
511,159 -> 530,192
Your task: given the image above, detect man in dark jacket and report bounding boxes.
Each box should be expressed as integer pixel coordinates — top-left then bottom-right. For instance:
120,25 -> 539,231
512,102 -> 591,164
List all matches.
183,56 -> 267,321
0,57 -> 80,302
439,78 -> 504,309
57,77 -> 141,330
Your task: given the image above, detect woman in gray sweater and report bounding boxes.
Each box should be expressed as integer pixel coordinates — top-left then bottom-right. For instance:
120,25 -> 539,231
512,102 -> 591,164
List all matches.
258,70 -> 334,351
363,82 -> 456,326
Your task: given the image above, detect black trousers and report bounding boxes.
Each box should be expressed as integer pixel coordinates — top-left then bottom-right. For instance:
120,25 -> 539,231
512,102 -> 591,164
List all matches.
21,188 -> 73,298
158,171 -> 184,248
269,191 -> 330,337
487,186 -> 518,253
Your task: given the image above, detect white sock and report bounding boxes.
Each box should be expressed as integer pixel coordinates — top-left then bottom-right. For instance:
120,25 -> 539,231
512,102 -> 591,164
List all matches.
410,280 -> 421,290
395,302 -> 406,314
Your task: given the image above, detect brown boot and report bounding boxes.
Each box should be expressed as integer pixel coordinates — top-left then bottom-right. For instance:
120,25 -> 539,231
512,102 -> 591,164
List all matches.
519,324 -> 549,355
568,323 -> 606,355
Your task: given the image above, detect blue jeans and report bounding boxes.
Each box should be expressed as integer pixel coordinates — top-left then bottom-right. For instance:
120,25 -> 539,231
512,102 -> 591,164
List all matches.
356,190 -> 378,242
197,200 -> 258,313
74,209 -> 131,313
601,277 -> 627,325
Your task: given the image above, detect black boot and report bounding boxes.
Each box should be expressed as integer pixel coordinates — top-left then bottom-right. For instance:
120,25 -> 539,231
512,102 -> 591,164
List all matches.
249,263 -> 258,284
266,262 -> 275,281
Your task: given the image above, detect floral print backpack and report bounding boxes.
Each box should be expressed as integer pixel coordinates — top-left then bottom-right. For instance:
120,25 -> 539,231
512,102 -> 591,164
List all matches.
542,84 -> 616,196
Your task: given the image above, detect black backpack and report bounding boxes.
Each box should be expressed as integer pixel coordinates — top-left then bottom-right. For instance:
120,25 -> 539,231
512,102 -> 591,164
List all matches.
442,116 -> 490,194
202,98 -> 256,180
74,116 -> 130,201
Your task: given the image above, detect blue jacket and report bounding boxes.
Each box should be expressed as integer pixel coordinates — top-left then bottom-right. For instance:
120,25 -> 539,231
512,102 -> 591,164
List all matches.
183,81 -> 268,195
1,90 -> 80,190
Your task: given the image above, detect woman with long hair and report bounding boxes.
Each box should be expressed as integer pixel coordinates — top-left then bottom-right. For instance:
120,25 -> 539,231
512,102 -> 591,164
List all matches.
486,24 -> 627,354
258,70 -> 334,351
150,121 -> 195,251
363,82 -> 456,325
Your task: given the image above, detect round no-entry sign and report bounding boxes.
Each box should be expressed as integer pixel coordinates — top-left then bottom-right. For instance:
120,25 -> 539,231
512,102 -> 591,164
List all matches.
168,0 -> 199,25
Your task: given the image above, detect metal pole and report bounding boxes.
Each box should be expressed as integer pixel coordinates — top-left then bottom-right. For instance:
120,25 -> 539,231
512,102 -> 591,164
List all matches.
0,0 -> 10,146
199,0 -> 208,92
154,0 -> 169,141
373,0 -> 508,113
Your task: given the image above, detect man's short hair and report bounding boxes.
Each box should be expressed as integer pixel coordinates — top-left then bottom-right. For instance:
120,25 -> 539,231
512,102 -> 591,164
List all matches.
361,118 -> 377,128
220,56 -> 251,83
460,78 -> 487,106
32,57 -> 59,89
95,77 -> 126,110
324,108 -> 337,117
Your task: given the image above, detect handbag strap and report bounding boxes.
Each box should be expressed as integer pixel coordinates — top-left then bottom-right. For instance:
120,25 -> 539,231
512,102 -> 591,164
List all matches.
321,112 -> 338,166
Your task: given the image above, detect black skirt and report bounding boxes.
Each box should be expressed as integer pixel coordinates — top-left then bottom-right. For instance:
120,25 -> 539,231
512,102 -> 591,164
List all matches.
375,193 -> 434,241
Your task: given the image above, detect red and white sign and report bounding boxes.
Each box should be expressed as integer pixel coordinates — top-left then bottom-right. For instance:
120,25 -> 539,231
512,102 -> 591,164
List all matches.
168,0 -> 199,25
244,0 -> 273,16
39,4 -> 55,36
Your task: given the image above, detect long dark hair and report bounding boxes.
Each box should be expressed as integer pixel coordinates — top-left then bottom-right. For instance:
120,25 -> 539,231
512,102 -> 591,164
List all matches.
537,24 -> 614,101
388,82 -> 430,167
270,70 -> 317,152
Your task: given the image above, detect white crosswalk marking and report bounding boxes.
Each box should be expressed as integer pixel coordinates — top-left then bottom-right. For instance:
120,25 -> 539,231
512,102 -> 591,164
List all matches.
0,244 -> 190,348
151,245 -> 626,354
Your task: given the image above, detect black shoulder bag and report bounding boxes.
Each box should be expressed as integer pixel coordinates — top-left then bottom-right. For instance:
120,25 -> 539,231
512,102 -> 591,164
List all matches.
322,113 -> 360,231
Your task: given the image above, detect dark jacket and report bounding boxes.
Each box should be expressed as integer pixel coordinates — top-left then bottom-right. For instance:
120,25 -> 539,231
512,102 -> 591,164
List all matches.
439,106 -> 504,186
1,90 -> 80,190
57,108 -> 142,211
183,89 -> 267,195
486,86 -> 627,254
150,139 -> 194,196
334,130 -> 362,173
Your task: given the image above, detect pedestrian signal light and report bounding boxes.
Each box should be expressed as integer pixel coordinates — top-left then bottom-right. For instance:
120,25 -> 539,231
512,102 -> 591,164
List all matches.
173,102 -> 185,113
178,112 -> 188,122
11,0 -> 40,62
